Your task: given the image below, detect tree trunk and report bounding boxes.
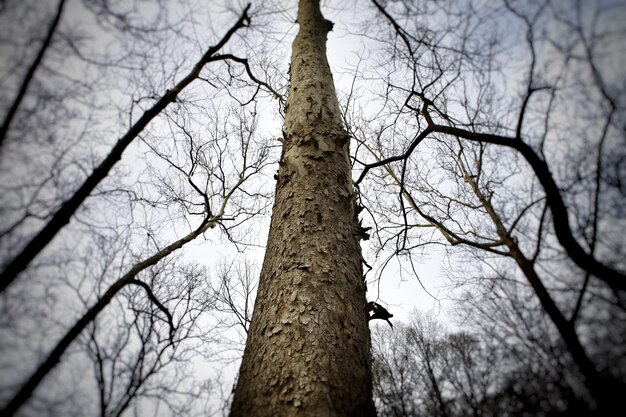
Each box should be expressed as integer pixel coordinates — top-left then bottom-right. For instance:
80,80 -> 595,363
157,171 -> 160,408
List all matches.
0,0 -> 66,149
229,1 -> 376,416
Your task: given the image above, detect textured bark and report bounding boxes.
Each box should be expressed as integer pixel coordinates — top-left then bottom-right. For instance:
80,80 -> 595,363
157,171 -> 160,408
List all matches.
229,1 -> 376,416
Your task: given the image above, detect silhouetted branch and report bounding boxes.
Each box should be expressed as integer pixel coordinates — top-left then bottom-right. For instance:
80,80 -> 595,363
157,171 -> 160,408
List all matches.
0,0 -> 66,149
0,4 -> 252,293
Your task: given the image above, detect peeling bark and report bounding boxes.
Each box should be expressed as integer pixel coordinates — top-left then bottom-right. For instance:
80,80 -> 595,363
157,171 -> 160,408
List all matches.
229,1 -> 376,416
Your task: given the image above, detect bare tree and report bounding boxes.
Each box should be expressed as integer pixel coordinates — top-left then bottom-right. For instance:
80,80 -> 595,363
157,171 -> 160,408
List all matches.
1,84 -> 272,415
371,323 -> 420,417
355,0 -> 625,289
456,280 -> 602,416
0,2 -> 282,293
211,257 -> 258,346
2,0 -> 624,415
83,261 -> 211,417
342,0 -> 626,413
0,0 -> 66,149
229,0 -> 376,415
370,135 -> 620,405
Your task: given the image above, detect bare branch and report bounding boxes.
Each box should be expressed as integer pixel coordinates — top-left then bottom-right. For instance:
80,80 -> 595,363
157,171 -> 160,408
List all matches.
0,4 -> 252,292
0,0 -> 66,149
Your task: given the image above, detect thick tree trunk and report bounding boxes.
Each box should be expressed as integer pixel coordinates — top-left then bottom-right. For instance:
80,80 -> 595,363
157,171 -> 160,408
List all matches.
229,1 -> 376,416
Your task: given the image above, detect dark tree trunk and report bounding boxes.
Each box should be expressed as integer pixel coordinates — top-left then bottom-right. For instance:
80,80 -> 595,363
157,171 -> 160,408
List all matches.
0,217 -> 212,417
229,1 -> 376,416
0,0 -> 66,149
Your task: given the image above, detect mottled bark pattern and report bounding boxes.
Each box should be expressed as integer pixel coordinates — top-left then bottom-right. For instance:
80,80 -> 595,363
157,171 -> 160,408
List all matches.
229,1 -> 375,416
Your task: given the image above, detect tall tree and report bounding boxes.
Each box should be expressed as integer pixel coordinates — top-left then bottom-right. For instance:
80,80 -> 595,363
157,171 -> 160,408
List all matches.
229,1 -> 376,415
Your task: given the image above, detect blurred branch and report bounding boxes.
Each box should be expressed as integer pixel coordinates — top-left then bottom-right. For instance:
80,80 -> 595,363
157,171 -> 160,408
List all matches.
0,0 -> 66,149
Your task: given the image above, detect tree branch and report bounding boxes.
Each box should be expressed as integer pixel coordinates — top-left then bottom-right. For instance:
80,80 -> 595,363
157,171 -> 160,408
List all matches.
0,215 -> 215,416
128,279 -> 176,342
0,4 -> 252,293
423,112 -> 626,291
0,0 -> 67,149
